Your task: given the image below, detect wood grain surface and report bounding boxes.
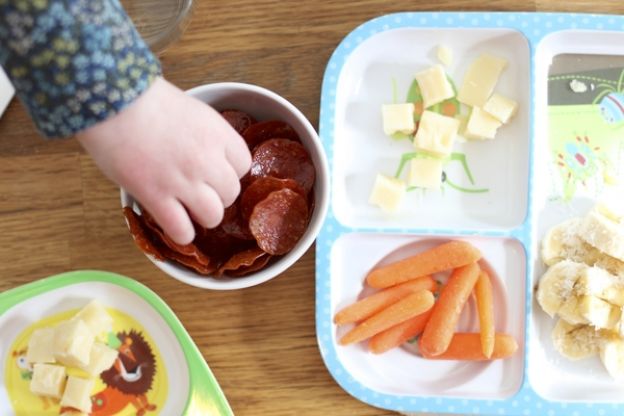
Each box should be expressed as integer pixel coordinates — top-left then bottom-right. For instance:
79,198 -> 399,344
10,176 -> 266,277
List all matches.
2,1 -> 624,415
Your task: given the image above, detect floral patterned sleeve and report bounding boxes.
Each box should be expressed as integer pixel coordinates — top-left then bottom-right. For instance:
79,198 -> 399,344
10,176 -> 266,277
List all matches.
0,0 -> 162,138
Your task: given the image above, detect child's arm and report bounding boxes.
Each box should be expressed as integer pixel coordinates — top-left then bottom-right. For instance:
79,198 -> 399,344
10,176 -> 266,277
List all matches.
0,1 -> 251,244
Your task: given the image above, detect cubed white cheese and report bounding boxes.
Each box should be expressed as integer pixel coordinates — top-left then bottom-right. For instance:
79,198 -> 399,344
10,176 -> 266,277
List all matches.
465,107 -> 502,140
73,300 -> 113,338
414,65 -> 455,108
80,343 -> 118,376
457,54 -> 508,107
27,327 -> 56,364
436,45 -> 453,67
381,103 -> 415,136
408,157 -> 444,190
61,376 -> 94,413
30,363 -> 66,398
483,93 -> 518,123
414,110 -> 460,156
369,174 -> 406,213
54,319 -> 95,368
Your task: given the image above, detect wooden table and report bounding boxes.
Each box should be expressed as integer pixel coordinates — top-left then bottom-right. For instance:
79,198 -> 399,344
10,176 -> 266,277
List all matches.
1,1 -> 623,415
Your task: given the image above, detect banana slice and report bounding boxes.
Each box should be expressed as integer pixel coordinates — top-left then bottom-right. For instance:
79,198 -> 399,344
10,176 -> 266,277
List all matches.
537,260 -> 585,317
600,337 -> 624,381
552,319 -> 600,360
541,218 -> 583,266
580,209 -> 624,262
558,295 -> 588,325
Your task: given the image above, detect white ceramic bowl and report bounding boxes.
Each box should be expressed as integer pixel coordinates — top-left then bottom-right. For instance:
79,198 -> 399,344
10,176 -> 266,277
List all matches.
121,82 -> 329,290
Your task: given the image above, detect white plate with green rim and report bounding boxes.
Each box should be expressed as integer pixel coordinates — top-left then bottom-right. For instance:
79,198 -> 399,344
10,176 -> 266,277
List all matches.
0,270 -> 232,416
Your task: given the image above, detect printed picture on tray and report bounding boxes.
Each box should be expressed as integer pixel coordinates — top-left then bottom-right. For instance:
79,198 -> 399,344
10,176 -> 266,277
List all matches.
548,67 -> 624,201
4,308 -> 168,416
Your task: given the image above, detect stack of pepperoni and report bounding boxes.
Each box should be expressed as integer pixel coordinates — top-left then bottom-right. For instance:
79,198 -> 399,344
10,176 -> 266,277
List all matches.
123,109 -> 316,277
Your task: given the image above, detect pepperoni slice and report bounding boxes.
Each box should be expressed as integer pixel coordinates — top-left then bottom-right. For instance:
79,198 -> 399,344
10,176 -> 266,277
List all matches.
159,245 -> 216,275
140,208 -> 210,264
240,176 -> 305,221
123,207 -> 165,260
216,246 -> 270,277
220,202 -> 253,240
250,139 -> 316,194
220,109 -> 256,135
242,120 -> 299,149
249,188 -> 309,255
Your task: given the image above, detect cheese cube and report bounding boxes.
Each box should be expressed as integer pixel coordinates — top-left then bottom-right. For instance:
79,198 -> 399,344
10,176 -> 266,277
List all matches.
54,319 -> 95,368
27,327 -> 56,364
458,54 -> 508,107
483,93 -> 518,123
408,157 -> 444,190
73,300 -> 113,338
436,45 -> 453,67
80,343 -> 118,376
415,65 -> 455,108
465,107 -> 502,140
414,110 -> 460,156
30,363 -> 66,398
369,174 -> 406,213
381,103 -> 415,136
578,295 -> 619,329
61,376 -> 94,413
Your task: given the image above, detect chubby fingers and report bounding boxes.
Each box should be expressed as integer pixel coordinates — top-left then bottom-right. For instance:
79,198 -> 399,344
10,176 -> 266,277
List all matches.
144,197 -> 195,245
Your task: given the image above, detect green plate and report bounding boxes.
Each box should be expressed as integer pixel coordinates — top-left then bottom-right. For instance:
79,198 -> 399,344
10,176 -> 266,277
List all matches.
0,270 -> 232,416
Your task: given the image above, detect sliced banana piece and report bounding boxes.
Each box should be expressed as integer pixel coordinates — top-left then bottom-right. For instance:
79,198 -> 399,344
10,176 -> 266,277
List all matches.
600,337 -> 624,381
580,209 -> 624,263
541,218 -> 584,266
537,260 -> 585,317
552,319 -> 600,360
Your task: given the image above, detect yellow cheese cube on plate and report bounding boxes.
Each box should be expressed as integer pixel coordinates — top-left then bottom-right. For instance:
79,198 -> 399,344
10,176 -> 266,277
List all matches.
414,110 -> 460,156
27,327 -> 56,364
30,363 -> 66,398
369,173 -> 406,213
80,342 -> 118,376
61,376 -> 94,413
483,93 -> 518,123
436,45 -> 453,67
381,103 -> 415,136
73,300 -> 113,338
465,107 -> 502,140
408,157 -> 444,190
415,65 -> 455,108
458,53 -> 508,107
54,319 -> 95,368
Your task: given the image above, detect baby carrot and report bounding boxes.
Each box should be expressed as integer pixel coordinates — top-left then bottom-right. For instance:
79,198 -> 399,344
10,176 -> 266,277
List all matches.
333,276 -> 436,325
419,262 -> 481,357
366,240 -> 481,288
420,332 -> 518,360
475,269 -> 495,358
368,308 -> 433,354
339,290 -> 435,346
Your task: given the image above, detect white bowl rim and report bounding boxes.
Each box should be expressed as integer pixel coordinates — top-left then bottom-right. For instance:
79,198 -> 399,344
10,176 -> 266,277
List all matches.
120,81 -> 329,290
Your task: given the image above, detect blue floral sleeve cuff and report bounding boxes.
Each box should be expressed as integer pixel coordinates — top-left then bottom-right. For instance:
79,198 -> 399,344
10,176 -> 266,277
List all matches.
0,0 -> 162,138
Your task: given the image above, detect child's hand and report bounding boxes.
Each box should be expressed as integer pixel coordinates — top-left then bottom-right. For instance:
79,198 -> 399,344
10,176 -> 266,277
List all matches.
77,77 -> 252,245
